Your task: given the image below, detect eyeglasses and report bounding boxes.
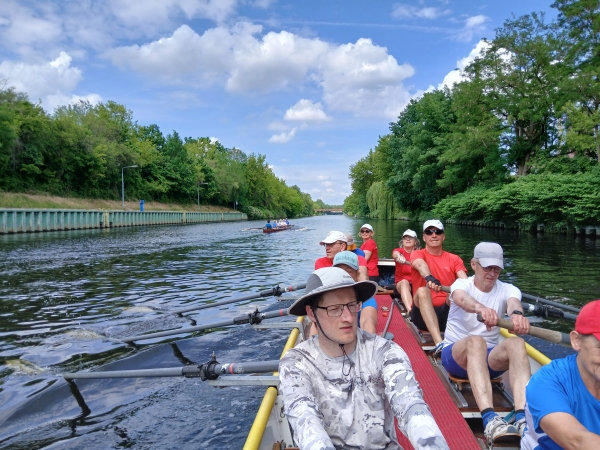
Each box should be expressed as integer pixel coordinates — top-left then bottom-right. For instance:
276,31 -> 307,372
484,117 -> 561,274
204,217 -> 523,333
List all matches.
424,229 -> 444,236
314,301 -> 362,317
360,229 -> 371,234
323,241 -> 343,248
478,262 -> 502,274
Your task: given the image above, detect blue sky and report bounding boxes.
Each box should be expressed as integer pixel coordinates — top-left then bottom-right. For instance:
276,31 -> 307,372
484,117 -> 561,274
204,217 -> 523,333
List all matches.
0,0 -> 557,204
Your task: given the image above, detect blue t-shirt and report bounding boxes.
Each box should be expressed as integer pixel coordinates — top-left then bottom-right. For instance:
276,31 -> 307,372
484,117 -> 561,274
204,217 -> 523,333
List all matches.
522,353 -> 600,450
265,223 -> 272,229
352,248 -> 366,257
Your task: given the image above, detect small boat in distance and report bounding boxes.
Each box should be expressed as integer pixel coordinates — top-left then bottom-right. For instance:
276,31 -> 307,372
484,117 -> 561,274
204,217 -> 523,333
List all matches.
262,225 -> 292,233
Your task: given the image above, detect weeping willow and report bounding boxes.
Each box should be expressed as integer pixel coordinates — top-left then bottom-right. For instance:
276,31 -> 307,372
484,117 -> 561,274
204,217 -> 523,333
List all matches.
366,181 -> 397,219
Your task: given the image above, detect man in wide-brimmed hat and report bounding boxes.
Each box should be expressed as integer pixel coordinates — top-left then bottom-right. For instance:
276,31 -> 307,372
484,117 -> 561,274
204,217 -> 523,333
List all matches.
279,267 -> 449,450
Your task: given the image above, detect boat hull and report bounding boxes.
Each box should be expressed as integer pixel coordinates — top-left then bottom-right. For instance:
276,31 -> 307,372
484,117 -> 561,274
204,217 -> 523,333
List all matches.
262,225 -> 292,233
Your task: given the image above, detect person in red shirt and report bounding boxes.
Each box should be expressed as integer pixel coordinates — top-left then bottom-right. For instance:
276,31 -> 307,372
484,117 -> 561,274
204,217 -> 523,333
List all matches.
314,231 -> 368,280
359,224 -> 379,283
410,220 -> 467,351
392,229 -> 420,312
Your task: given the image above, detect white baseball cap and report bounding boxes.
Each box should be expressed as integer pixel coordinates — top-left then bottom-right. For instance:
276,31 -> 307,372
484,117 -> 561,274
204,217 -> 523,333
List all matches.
474,242 -> 504,269
319,230 -> 348,245
402,229 -> 417,238
288,267 -> 378,316
423,220 -> 444,231
360,224 -> 373,232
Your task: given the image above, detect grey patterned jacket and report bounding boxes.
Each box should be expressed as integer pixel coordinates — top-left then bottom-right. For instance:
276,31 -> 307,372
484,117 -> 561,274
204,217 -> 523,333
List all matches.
279,329 -> 449,450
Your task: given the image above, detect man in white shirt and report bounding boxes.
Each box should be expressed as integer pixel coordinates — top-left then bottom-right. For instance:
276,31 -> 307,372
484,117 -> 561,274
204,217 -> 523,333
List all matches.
280,267 -> 449,450
440,242 -> 531,446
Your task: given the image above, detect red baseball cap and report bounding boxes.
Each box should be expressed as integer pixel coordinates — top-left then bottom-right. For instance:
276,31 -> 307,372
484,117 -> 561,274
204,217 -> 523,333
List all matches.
575,300 -> 600,340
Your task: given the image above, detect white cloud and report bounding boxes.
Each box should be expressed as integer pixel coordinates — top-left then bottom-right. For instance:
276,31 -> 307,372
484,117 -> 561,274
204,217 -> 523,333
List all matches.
0,51 -> 101,111
276,164 -> 350,203
268,124 -> 306,143
284,99 -> 330,122
453,15 -> 489,42
391,4 -> 451,20
251,0 -> 277,8
438,40 -> 488,89
317,38 -> 415,118
0,0 -> 240,57
106,25 -> 416,118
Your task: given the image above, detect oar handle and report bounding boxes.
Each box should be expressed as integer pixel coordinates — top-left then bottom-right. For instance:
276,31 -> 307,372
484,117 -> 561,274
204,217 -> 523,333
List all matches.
477,314 -> 570,344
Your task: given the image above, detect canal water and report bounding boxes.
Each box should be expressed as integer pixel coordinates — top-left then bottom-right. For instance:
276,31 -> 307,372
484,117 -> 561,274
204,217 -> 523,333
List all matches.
0,216 -> 598,449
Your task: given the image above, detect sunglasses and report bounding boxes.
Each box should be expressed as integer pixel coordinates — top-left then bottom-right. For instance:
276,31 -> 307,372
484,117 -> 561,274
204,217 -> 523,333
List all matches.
360,229 -> 371,233
424,229 -> 444,236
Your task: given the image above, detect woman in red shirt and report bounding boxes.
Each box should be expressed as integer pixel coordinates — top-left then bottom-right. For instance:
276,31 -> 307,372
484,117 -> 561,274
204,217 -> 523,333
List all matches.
359,224 -> 379,283
392,229 -> 420,312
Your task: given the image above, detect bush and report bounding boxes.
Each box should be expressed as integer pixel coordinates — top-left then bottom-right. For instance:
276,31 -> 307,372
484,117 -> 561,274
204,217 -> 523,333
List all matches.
433,170 -> 600,228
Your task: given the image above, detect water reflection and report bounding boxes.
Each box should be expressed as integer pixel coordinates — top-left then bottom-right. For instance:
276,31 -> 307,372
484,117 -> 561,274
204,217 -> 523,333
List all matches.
0,216 -> 598,448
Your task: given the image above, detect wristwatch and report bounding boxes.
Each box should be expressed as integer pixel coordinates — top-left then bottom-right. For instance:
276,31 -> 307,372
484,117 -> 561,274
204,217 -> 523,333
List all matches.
510,310 -> 524,316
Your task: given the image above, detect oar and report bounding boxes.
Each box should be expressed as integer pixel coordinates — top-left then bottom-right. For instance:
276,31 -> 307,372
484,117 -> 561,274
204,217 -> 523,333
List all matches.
242,227 -> 264,231
521,293 -> 581,314
121,307 -> 289,343
63,356 -> 280,380
477,315 -> 570,344
522,301 -> 577,321
172,283 -> 305,316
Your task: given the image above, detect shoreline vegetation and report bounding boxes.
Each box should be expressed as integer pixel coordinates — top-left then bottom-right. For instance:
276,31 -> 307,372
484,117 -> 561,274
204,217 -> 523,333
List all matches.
0,90 -> 318,221
0,192 -> 236,212
343,1 -> 600,234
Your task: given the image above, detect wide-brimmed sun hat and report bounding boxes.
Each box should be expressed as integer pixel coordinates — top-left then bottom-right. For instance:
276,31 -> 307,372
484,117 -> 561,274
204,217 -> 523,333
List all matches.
288,267 -> 378,316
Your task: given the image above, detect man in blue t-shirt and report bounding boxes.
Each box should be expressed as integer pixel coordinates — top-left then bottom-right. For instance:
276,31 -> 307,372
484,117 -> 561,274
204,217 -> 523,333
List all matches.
521,299 -> 600,450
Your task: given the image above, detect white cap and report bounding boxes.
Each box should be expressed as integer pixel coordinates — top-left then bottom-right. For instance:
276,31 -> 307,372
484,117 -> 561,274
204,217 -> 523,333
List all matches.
319,230 -> 348,245
423,220 -> 444,231
474,242 -> 504,269
402,229 -> 417,238
360,224 -> 373,232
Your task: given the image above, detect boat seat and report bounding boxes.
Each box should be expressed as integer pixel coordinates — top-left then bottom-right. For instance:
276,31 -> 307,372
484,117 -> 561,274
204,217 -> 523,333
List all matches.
447,373 -> 503,392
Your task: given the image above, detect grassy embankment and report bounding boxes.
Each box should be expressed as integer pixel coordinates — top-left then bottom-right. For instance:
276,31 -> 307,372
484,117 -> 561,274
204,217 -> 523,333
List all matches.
0,192 -> 236,212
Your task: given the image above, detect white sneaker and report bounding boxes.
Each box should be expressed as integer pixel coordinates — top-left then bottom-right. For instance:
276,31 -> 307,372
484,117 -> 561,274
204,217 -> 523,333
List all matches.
514,417 -> 526,437
484,415 -> 515,444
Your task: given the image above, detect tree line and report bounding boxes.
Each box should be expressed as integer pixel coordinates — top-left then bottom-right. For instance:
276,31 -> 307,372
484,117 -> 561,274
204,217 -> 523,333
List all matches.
344,0 -> 600,230
0,89 -> 315,219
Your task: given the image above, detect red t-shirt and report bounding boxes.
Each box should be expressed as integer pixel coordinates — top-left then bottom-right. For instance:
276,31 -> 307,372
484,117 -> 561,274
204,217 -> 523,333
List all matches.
410,249 -> 467,307
360,239 -> 379,277
314,255 -> 367,270
392,247 -> 412,283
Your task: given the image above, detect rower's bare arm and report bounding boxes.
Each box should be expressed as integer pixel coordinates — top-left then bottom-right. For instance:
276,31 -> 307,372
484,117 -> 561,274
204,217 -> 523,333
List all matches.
358,266 -> 368,281
506,297 -> 529,334
453,289 -> 498,329
392,251 -> 405,264
540,412 -> 600,450
363,250 -> 372,261
412,258 -> 429,277
456,270 -> 468,279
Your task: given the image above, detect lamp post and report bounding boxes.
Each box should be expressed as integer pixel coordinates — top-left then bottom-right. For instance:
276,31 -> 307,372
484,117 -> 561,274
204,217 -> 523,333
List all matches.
197,182 -> 208,210
121,165 -> 138,209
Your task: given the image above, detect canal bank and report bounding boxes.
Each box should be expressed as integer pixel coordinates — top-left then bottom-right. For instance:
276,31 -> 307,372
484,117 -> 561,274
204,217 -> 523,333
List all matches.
0,208 -> 247,234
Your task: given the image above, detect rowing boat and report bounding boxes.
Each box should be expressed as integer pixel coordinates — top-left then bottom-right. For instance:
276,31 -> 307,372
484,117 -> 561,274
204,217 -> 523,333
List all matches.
243,260 -> 573,449
263,225 -> 292,233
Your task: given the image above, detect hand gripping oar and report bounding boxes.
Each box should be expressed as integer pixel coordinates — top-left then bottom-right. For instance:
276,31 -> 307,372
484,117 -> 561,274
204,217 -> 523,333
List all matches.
121,308 -> 289,343
63,353 -> 280,381
172,283 -> 305,316
476,314 -> 571,344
